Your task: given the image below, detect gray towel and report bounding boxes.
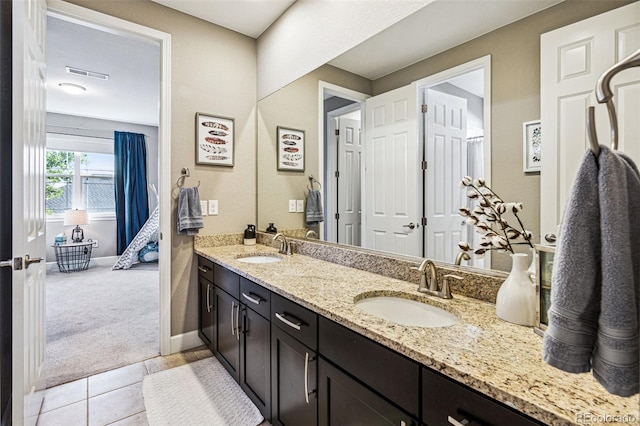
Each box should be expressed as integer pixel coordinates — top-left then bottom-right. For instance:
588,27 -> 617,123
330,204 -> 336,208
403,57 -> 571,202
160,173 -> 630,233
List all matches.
306,189 -> 324,225
177,187 -> 204,236
543,146 -> 639,397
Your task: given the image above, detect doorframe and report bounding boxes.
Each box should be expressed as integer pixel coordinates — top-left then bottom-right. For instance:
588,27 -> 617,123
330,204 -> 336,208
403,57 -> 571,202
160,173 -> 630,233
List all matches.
318,81 -> 369,241
47,1 -> 172,356
415,55 -> 492,266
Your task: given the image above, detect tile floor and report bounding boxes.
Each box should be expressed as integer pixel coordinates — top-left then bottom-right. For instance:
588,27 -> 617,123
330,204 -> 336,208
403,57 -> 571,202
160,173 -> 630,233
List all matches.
37,346 -> 213,426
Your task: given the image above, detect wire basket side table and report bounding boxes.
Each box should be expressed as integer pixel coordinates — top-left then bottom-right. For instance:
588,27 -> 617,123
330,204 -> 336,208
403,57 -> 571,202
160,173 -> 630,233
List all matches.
52,242 -> 93,273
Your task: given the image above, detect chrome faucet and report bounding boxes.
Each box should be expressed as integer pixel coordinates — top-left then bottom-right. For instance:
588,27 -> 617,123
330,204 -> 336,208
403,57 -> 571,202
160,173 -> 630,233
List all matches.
412,259 -> 462,299
273,233 -> 295,255
305,229 -> 319,239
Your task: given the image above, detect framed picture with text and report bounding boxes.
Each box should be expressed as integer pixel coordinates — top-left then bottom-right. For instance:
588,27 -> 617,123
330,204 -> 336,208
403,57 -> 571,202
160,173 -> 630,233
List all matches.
196,112 -> 234,167
277,126 -> 305,171
523,120 -> 541,173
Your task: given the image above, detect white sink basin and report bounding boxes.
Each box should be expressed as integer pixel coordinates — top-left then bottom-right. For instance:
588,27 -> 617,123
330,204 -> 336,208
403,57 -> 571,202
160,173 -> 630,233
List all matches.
236,254 -> 282,264
356,296 -> 458,328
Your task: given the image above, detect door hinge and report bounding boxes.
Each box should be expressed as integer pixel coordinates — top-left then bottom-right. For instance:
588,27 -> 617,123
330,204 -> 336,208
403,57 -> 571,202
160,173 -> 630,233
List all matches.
335,213 -> 340,220
421,104 -> 428,114
421,161 -> 427,170
0,257 -> 23,270
421,217 -> 427,226
335,171 -> 340,178
335,129 -> 339,136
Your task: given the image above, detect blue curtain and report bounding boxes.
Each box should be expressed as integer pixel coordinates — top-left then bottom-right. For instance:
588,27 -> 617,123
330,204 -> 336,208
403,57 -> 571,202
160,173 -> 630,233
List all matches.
114,131 -> 149,255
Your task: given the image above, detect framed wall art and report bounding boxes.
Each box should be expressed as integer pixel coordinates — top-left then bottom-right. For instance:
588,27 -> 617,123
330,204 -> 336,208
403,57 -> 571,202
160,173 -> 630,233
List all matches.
277,126 -> 305,171
523,120 -> 541,173
196,112 -> 234,167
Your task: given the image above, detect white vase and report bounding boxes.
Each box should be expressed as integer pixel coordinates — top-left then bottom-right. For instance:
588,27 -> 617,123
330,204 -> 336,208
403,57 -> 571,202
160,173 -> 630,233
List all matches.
526,246 -> 537,282
496,253 -> 536,326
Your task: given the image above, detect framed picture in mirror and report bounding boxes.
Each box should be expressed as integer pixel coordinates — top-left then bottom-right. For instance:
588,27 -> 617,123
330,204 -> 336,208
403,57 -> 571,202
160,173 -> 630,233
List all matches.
523,120 -> 541,172
277,126 -> 305,171
196,112 -> 234,167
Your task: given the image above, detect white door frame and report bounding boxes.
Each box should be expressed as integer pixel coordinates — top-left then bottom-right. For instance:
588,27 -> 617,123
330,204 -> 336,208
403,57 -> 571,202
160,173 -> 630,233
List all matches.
415,55 -> 491,265
318,81 -> 369,241
47,0 -> 172,356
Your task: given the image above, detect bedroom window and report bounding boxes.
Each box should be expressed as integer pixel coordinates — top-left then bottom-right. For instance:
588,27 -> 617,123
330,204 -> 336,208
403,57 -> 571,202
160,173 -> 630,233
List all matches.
46,134 -> 115,216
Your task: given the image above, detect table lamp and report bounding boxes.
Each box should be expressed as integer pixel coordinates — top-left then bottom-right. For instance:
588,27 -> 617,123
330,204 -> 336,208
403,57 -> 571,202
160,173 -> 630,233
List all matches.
64,209 -> 89,243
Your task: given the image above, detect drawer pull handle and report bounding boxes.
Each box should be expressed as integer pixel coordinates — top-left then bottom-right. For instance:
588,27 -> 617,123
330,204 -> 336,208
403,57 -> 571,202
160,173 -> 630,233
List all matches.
206,284 -> 212,313
231,301 -> 236,336
275,312 -> 302,331
242,292 -> 263,305
235,303 -> 241,341
448,416 -> 470,426
197,265 -> 209,273
304,352 -> 316,404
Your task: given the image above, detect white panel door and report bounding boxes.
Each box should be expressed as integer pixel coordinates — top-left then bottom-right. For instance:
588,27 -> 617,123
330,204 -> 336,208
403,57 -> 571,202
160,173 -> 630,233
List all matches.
337,117 -> 362,246
540,2 -> 640,239
363,83 -> 420,256
424,89 -> 468,263
12,0 -> 48,424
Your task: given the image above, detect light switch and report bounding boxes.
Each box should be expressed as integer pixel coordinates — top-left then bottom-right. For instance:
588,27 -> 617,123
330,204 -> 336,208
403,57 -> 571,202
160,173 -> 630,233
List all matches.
296,199 -> 304,213
200,200 -> 208,216
209,200 -> 219,215
289,200 -> 296,213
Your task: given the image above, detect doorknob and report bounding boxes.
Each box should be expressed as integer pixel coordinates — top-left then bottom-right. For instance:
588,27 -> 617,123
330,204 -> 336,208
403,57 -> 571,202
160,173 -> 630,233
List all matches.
0,257 -> 23,270
24,254 -> 43,269
544,233 -> 557,243
402,223 -> 416,230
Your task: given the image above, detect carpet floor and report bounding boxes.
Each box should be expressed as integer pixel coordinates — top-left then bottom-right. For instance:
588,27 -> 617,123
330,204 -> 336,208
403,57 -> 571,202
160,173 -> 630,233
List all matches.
46,263 -> 159,388
143,357 -> 264,426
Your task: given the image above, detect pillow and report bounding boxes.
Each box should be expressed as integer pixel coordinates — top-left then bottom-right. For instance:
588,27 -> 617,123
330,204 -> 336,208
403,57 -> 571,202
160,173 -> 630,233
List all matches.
138,242 -> 159,263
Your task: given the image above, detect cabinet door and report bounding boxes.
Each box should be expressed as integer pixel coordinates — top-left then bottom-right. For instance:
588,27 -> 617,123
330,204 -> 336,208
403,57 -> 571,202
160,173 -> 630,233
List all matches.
271,325 -> 317,426
214,287 -> 240,381
240,306 -> 271,420
198,277 -> 214,350
318,358 -> 417,426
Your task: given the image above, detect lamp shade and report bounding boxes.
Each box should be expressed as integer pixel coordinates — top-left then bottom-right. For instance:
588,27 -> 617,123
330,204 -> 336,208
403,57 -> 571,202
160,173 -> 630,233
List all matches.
64,209 -> 89,226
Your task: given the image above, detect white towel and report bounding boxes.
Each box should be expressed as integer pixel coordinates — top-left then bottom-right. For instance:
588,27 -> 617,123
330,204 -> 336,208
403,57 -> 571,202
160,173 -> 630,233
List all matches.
177,187 -> 204,235
543,145 -> 639,397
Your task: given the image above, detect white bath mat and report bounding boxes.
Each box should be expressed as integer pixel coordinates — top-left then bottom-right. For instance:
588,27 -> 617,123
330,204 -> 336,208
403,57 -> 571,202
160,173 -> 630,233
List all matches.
142,357 -> 264,426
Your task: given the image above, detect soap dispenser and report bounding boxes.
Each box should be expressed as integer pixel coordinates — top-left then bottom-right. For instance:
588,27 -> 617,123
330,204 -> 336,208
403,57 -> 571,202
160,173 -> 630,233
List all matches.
266,223 -> 277,233
244,224 -> 256,246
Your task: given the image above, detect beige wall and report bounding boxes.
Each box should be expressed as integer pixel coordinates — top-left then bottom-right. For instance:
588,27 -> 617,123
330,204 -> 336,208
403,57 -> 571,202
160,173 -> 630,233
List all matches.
257,65 -> 371,231
64,0 -> 257,336
373,0 -> 633,270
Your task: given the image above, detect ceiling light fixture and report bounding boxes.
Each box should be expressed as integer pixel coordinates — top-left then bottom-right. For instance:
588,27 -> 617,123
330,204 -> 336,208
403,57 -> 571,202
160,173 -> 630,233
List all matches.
58,82 -> 86,95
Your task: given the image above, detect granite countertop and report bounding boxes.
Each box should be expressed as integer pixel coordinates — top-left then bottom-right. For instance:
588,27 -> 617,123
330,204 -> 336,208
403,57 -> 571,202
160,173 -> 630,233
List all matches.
194,244 -> 638,426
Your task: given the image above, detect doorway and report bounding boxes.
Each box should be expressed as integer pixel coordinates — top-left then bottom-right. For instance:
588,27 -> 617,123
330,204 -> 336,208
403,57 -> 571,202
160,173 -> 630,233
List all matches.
42,1 -> 172,388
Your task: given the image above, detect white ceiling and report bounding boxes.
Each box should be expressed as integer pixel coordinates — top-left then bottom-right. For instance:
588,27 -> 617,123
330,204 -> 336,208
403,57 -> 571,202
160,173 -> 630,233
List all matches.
150,0 -> 296,38
46,0 -> 563,126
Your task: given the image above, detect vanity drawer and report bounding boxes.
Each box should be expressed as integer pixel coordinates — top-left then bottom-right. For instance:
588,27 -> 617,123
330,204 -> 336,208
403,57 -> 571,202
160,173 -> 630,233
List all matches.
197,256 -> 214,282
319,317 -> 420,417
240,277 -> 271,318
214,264 -> 240,298
271,293 -> 318,350
422,367 -> 542,426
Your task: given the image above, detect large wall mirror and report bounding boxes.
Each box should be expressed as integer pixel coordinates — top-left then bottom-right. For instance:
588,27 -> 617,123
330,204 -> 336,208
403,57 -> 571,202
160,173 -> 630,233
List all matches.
257,1 -> 632,272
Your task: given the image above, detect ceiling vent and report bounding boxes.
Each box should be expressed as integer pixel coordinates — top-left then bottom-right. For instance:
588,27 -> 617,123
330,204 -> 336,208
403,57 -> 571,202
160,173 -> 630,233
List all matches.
65,66 -> 109,81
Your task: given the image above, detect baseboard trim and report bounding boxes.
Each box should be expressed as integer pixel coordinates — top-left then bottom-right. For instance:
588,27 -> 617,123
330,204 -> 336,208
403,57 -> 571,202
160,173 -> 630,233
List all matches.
170,331 -> 204,354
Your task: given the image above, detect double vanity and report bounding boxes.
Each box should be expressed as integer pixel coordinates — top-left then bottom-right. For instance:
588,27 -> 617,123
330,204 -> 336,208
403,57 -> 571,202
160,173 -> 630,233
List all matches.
194,236 -> 637,425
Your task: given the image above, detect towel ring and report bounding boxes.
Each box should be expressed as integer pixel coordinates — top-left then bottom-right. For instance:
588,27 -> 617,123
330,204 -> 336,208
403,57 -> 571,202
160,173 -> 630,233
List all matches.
176,167 -> 200,188
308,175 -> 321,190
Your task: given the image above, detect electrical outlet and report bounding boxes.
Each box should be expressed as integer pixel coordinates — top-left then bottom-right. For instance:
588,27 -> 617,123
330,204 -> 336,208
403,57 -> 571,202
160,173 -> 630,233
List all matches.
200,200 -> 208,216
296,199 -> 304,212
289,200 -> 296,213
88,239 -> 99,248
209,200 -> 219,215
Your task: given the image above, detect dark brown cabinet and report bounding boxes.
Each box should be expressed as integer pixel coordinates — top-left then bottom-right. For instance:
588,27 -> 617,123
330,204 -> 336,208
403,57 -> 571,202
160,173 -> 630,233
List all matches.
213,286 -> 241,381
318,358 -> 417,426
198,276 -> 214,349
271,294 -> 318,426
